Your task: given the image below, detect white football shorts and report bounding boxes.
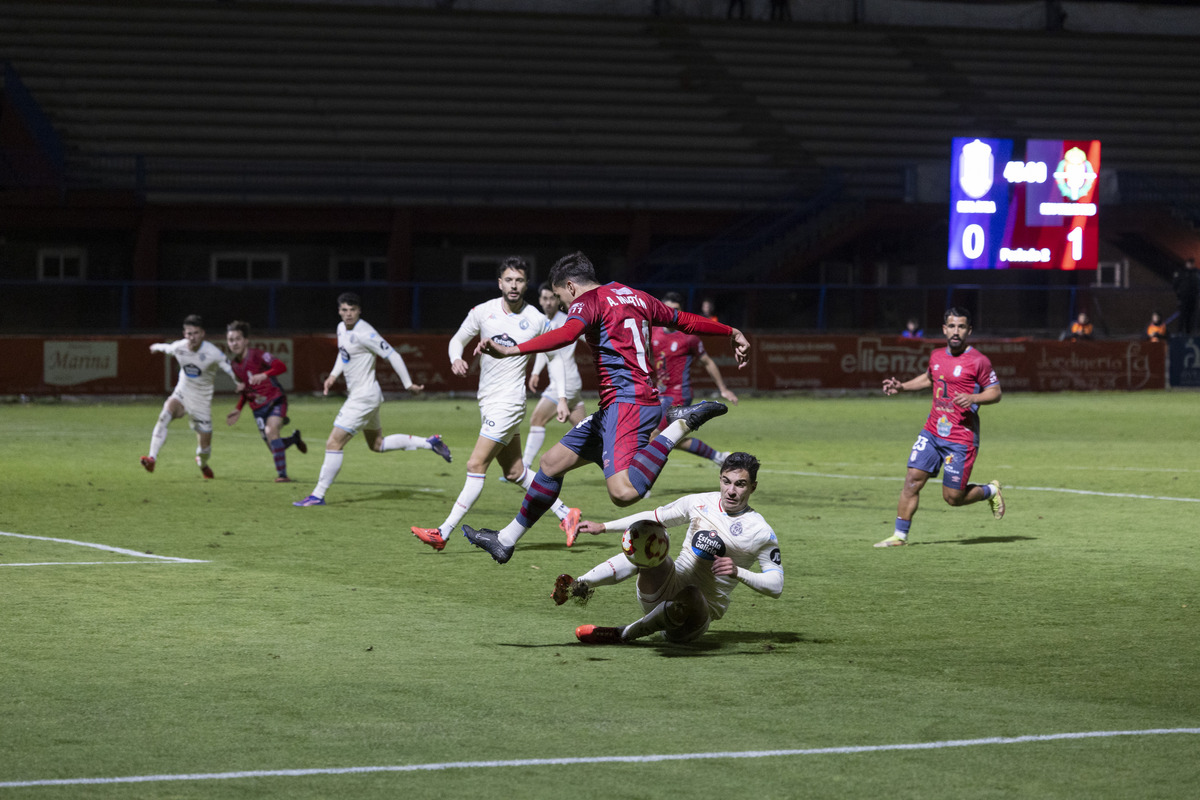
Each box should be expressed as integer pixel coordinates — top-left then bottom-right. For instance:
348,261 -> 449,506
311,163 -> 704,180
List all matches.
636,559 -> 712,643
170,386 -> 214,434
478,398 -> 526,446
333,391 -> 383,435
539,385 -> 585,411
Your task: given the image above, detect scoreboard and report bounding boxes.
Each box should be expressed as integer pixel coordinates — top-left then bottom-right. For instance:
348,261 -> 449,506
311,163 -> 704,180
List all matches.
948,137 -> 1101,270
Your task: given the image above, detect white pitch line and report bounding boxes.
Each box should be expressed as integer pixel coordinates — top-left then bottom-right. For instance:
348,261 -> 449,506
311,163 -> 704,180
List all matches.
0,531 -> 209,564
1,728 -> 1196,788
763,470 -> 1200,503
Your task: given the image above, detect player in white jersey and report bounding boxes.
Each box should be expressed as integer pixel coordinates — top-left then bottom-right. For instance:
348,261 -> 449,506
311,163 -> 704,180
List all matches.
554,452 -> 783,644
520,283 -> 588,471
141,314 -> 236,478
293,292 -> 451,507
411,258 -> 581,551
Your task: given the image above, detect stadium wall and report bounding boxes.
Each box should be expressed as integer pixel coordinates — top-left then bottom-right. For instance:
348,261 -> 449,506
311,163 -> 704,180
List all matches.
2,334 -> 1170,397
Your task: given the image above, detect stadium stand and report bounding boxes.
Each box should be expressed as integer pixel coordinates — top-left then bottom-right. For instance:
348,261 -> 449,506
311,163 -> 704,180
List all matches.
1,0 -> 1198,331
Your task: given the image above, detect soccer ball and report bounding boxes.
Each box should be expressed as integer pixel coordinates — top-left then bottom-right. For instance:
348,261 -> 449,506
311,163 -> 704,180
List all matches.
621,520 -> 671,568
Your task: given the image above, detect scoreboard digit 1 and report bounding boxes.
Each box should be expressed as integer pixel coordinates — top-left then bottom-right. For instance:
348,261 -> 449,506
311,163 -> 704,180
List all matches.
948,137 -> 1101,271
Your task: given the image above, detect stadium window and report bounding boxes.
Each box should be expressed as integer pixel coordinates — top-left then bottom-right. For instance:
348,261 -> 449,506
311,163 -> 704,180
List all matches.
462,254 -> 536,285
1094,260 -> 1127,288
37,248 -> 87,281
330,255 -> 387,283
210,252 -> 288,283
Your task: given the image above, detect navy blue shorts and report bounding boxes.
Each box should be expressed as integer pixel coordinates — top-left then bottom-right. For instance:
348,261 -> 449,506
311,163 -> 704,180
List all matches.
906,430 -> 978,490
558,402 -> 663,478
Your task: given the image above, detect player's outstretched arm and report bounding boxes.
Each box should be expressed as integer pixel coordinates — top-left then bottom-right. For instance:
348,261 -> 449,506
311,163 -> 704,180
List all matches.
884,373 -> 931,395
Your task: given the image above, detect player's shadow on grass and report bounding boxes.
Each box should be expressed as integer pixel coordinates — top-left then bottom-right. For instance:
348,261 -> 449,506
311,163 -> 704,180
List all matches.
650,630 -> 827,658
918,535 -> 1037,546
338,485 -> 448,504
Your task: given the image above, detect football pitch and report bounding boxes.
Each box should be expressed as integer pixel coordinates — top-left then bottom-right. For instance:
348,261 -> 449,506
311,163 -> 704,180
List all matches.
1,392 -> 1197,799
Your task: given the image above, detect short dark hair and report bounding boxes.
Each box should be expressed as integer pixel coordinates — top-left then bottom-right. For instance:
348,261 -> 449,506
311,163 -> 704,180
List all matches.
538,282 -> 553,294
943,307 -> 972,326
720,451 -> 760,482
182,314 -> 204,330
226,320 -> 251,337
662,291 -> 684,305
337,292 -> 361,308
548,251 -> 597,288
498,256 -> 530,279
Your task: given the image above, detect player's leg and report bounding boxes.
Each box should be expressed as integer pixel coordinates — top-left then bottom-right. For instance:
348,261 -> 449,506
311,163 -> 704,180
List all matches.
188,398 -> 216,478
657,397 -> 722,465
576,564 -> 711,644
677,436 -> 725,465
610,399 -> 728,505
620,584 -> 710,643
876,467 -> 931,547
294,408 -> 356,506
503,445 -> 580,541
522,396 -> 557,469
462,434 -> 591,563
143,396 -> 186,470
374,430 -> 452,462
412,436 -> 503,550
876,432 -> 941,547
195,429 -> 214,479
263,412 -> 290,481
939,445 -> 1003,518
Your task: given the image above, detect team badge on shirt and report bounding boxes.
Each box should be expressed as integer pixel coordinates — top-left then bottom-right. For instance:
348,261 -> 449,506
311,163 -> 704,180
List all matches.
937,414 -> 952,437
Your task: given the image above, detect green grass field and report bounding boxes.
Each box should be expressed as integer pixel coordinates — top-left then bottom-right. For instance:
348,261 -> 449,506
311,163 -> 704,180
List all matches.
1,392 -> 1197,799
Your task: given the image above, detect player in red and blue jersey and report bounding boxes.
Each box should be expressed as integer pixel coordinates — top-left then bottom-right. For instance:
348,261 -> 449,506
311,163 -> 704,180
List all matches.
461,251 -> 751,564
875,307 -> 1005,547
224,321 -> 306,482
652,292 -> 741,467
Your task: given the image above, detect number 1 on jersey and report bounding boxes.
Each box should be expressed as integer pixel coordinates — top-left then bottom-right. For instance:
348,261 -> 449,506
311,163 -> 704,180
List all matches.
624,318 -> 651,373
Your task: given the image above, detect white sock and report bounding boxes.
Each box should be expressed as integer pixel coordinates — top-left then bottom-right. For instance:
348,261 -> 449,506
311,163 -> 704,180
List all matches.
314,450 -> 344,498
658,419 -> 688,448
440,473 -> 486,537
620,601 -> 672,642
497,519 -> 528,548
578,555 -> 638,587
522,426 -> 546,469
380,434 -> 429,451
195,446 -> 211,467
148,412 -> 170,458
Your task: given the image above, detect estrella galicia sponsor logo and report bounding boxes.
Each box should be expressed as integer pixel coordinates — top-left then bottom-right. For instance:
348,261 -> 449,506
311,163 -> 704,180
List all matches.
183,364 -> 203,378
492,333 -> 518,347
339,346 -> 351,363
770,548 -> 781,566
690,529 -> 726,561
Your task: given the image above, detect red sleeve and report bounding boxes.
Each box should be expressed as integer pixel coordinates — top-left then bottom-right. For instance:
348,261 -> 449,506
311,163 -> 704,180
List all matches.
235,394 -> 246,411
264,358 -> 288,377
517,317 -> 586,354
675,311 -> 732,337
